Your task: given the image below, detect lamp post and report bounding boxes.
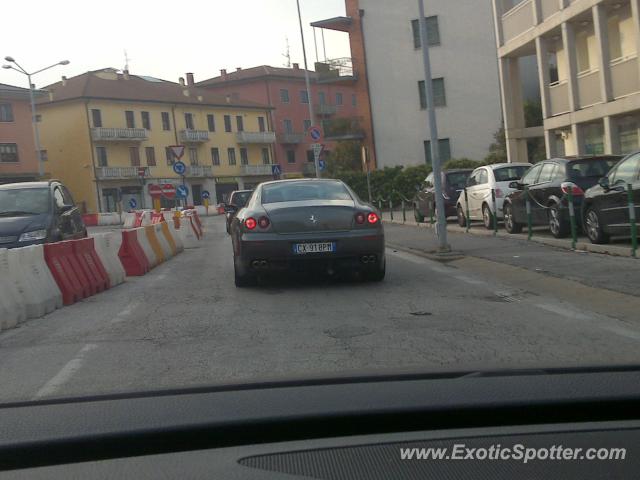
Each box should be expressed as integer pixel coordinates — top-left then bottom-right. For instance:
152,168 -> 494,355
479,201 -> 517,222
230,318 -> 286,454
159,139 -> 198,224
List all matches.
2,57 -> 70,178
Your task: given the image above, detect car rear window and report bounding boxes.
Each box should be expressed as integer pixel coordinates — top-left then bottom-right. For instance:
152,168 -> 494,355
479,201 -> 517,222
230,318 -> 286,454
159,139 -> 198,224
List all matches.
230,191 -> 252,207
446,172 -> 471,189
262,182 -> 353,204
494,166 -> 530,182
0,188 -> 50,215
567,159 -> 619,179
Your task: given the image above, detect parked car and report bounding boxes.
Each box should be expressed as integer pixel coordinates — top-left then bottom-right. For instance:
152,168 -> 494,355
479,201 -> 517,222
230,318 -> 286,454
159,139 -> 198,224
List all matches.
582,152 -> 640,244
0,180 -> 86,249
413,169 -> 473,222
503,156 -> 621,238
456,163 -> 531,229
230,179 -> 385,287
225,190 -> 254,234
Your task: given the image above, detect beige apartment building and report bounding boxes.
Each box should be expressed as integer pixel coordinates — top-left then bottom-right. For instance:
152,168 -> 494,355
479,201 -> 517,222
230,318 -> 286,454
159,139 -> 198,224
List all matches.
494,0 -> 640,161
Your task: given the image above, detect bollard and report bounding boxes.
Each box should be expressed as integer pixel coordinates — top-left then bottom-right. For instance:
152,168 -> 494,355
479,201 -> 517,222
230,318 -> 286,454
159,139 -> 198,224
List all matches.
628,183 -> 638,258
567,190 -> 578,249
389,200 -> 394,221
491,188 -> 498,235
402,200 -> 407,223
525,187 -> 533,241
464,188 -> 471,232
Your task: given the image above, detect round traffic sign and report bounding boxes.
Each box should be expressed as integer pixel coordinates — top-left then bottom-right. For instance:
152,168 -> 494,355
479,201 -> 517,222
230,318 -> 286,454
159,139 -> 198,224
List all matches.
173,161 -> 186,176
128,198 -> 137,209
161,184 -> 177,199
202,190 -> 211,200
309,126 -> 322,141
148,184 -> 162,197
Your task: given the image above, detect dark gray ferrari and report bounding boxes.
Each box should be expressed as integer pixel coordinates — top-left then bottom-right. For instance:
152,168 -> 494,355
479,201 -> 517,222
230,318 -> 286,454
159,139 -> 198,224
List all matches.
229,179 -> 385,287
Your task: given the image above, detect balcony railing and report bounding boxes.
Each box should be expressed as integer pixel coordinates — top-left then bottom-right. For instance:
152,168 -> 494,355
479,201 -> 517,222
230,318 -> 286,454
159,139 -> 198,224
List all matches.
322,117 -> 365,140
180,130 -> 210,143
611,55 -> 640,99
578,69 -> 601,108
236,131 -> 277,144
549,80 -> 570,116
95,166 -> 150,180
315,57 -> 357,83
501,0 -> 534,44
540,0 -> 560,20
91,127 -> 148,142
240,164 -> 274,176
186,165 -> 213,177
278,132 -> 305,144
316,104 -> 337,116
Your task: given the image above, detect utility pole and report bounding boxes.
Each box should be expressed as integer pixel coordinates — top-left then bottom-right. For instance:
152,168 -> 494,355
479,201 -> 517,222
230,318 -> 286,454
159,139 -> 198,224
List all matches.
417,0 -> 449,252
296,0 -> 320,178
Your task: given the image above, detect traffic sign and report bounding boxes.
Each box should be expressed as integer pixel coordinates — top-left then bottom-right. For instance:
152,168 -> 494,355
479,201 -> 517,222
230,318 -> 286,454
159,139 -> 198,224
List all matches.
202,190 -> 211,200
176,185 -> 189,199
162,184 -> 176,199
148,184 -> 162,197
170,145 -> 185,160
173,161 -> 186,176
128,198 -> 137,209
318,159 -> 326,171
271,164 -> 282,177
309,126 -> 322,142
137,167 -> 147,178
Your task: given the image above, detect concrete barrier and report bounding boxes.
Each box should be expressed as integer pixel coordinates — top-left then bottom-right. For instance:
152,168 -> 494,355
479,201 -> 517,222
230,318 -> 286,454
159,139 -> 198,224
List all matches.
123,212 -> 136,228
118,229 -> 150,277
98,212 -> 122,226
154,223 -> 173,259
0,248 -> 27,329
168,222 -> 184,253
139,227 -> 161,267
175,217 -> 200,249
93,232 -> 126,287
160,222 -> 178,256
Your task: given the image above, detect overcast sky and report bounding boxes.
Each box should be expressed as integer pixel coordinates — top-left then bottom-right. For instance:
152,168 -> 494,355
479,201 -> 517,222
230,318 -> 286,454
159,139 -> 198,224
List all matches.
1,0 -> 350,89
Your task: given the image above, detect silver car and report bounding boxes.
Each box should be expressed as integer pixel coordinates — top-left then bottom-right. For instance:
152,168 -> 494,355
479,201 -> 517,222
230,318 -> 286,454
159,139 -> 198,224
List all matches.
230,179 -> 385,287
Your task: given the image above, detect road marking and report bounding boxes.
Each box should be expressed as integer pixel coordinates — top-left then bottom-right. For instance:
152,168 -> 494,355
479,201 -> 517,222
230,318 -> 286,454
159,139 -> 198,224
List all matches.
110,301 -> 141,324
387,249 -> 451,274
33,343 -> 97,400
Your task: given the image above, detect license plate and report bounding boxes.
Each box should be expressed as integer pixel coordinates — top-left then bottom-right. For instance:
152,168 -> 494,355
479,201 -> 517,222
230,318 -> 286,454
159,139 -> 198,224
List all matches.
293,242 -> 336,255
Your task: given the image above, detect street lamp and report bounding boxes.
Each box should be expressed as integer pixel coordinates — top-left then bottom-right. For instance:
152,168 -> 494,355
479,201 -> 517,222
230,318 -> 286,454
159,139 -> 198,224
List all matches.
2,56 -> 70,178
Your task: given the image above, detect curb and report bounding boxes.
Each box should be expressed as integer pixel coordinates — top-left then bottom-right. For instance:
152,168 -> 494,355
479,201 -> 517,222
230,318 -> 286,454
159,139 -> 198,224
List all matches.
387,243 -> 465,263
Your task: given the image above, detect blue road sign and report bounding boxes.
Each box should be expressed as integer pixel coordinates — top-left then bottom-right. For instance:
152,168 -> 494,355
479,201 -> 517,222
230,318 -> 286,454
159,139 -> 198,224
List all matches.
272,164 -> 282,176
318,159 -> 326,171
202,190 -> 211,200
309,126 -> 322,141
173,161 -> 187,176
128,198 -> 137,209
176,185 -> 189,198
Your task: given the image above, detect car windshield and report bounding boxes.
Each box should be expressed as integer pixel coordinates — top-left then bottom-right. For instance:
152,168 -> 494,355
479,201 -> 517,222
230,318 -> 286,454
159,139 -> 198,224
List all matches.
494,166 -> 529,182
230,191 -> 252,207
0,188 -> 50,215
445,172 -> 470,189
262,182 -> 353,204
568,159 -> 619,179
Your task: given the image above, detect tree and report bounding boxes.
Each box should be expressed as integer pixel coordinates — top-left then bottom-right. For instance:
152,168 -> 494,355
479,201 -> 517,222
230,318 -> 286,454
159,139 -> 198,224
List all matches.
443,158 -> 480,169
483,127 -> 508,165
325,141 -> 362,177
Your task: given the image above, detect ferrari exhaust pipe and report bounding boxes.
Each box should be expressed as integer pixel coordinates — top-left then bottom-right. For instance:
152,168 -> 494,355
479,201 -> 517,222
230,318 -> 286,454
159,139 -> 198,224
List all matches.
260,260 -> 268,268
252,260 -> 261,269
361,255 -> 370,264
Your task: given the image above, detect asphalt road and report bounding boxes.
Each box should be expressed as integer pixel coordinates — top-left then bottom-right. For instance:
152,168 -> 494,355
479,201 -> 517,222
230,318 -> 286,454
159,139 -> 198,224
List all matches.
1,216 -> 640,404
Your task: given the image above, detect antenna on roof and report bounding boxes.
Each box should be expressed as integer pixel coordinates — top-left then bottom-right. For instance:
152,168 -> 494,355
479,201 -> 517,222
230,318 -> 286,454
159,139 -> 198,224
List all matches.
282,37 -> 291,68
123,49 -> 131,73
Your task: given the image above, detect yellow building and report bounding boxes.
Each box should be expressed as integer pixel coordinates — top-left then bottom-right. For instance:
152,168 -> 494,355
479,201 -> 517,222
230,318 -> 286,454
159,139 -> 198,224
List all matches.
37,68 -> 276,212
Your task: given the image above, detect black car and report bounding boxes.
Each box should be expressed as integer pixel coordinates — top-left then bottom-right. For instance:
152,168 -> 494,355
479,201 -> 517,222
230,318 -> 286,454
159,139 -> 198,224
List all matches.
225,190 -> 254,234
0,180 -> 86,249
414,169 -> 473,222
582,152 -> 640,244
503,156 -> 621,238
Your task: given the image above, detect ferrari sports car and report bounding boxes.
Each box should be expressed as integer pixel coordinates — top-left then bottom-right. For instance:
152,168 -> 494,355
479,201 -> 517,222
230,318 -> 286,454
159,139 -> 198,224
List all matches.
229,179 -> 385,287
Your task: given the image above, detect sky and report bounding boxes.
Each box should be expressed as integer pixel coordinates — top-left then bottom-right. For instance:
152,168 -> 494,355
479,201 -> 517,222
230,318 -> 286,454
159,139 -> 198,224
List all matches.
1,0 -> 351,89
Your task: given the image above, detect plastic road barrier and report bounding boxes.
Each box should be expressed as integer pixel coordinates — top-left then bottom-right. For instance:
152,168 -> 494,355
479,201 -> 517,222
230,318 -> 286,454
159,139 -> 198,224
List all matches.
118,229 -> 150,276
44,241 -> 86,305
168,222 -> 184,253
142,226 -> 163,266
154,223 -> 173,259
93,232 -> 126,287
82,214 -> 99,227
0,248 -> 27,329
123,212 -> 136,228
176,217 -> 200,249
71,238 -> 110,294
160,222 -> 178,256
98,212 -> 122,226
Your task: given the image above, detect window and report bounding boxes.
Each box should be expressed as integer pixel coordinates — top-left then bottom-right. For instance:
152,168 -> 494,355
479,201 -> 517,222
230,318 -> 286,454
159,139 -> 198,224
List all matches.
318,91 -> 326,105
306,150 -> 315,163
0,103 -> 14,122
185,113 -> 194,130
0,144 -> 19,163
141,111 -> 151,130
258,116 -> 266,132
165,147 -> 175,165
352,94 -> 357,107
91,109 -> 102,128
240,148 -> 249,165
411,16 -> 440,48
336,92 -> 343,106
125,110 -> 135,128
538,163 -> 558,183
207,114 -> 215,132
224,115 -> 232,132
418,78 -> 446,109
228,148 -> 236,165
145,147 -> 156,166
189,147 -> 198,165
96,146 -> 107,167
129,147 -> 140,166
423,139 -> 451,165
284,119 -> 293,134
53,188 -> 65,209
303,119 -> 312,132
280,89 -> 290,103
211,147 -> 220,166
236,115 -> 244,132
161,112 -> 171,131
300,90 -> 309,104
521,164 -> 543,185
261,147 -> 270,164
476,169 -> 489,185
286,150 -> 296,164
610,154 -> 640,184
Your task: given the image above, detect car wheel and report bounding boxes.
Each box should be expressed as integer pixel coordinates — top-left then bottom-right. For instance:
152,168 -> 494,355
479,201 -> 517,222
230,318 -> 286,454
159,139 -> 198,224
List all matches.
367,256 -> 386,282
482,204 -> 494,230
233,255 -> 255,288
503,204 -> 522,234
457,205 -> 466,228
548,204 -> 569,239
414,205 -> 424,223
585,207 -> 609,244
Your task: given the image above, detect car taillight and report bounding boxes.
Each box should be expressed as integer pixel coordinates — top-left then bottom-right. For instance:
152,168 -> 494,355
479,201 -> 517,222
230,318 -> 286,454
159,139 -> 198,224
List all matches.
355,212 -> 366,224
245,217 -> 257,230
561,182 -> 584,196
368,213 -> 379,224
495,188 -> 504,198
258,216 -> 270,229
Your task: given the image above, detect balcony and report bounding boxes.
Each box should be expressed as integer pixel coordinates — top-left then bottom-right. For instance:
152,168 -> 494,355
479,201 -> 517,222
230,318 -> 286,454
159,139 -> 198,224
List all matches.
315,58 -> 357,84
95,166 -> 150,180
611,55 -> 640,99
186,165 -> 213,177
316,104 -> 337,116
501,0 -> 534,44
540,0 -> 560,21
236,131 -> 277,144
240,164 -> 274,176
91,128 -> 148,142
578,69 -> 602,108
180,130 -> 209,143
549,80 -> 571,116
322,117 -> 365,141
278,132 -> 305,144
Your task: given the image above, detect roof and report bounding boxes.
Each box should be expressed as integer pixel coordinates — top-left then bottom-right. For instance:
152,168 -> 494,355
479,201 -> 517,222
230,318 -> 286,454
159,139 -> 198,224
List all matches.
0,83 -> 47,100
197,65 -> 316,87
483,163 -> 532,169
0,181 -> 59,190
549,155 -> 623,163
38,69 -> 271,109
310,16 -> 353,32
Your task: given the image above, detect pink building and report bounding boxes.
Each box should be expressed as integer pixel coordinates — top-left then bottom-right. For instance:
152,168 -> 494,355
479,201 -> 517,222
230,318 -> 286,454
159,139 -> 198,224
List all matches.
197,65 -> 362,177
0,83 -> 40,183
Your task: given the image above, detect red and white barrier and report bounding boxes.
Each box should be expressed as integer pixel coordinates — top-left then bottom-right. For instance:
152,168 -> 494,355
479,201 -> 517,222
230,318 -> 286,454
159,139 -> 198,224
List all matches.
93,232 -> 126,287
168,222 -> 184,253
154,223 -> 173,260
118,229 -> 150,276
0,249 -> 27,330
123,212 -> 136,228
135,227 -> 158,268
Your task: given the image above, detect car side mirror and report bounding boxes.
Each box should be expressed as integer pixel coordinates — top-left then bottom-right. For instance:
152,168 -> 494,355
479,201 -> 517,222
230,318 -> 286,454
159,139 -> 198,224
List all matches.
509,181 -> 523,190
225,205 -> 238,213
58,204 -> 74,213
598,177 -> 610,191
